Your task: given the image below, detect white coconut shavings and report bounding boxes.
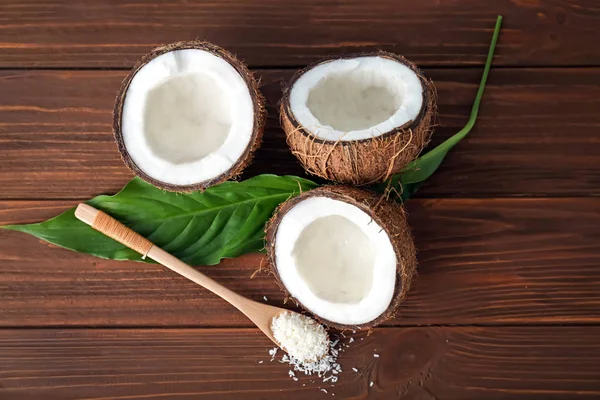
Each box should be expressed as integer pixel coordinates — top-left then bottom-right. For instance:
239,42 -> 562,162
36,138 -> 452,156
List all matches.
263,296 -> 268,301
261,327 -> 364,397
280,350 -> 341,383
266,333 -> 347,385
373,353 -> 380,358
271,312 -> 328,363
269,347 -> 278,361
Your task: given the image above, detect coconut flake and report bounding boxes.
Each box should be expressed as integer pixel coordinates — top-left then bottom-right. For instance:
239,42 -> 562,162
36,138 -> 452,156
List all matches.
269,347 -> 278,361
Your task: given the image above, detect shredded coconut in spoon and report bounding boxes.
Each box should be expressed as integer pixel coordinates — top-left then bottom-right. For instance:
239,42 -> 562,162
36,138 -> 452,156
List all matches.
269,312 -> 345,387
271,311 -> 329,362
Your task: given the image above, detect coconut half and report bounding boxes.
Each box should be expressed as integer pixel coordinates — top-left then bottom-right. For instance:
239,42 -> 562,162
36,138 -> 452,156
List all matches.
280,53 -> 436,185
113,41 -> 266,191
265,186 -> 417,330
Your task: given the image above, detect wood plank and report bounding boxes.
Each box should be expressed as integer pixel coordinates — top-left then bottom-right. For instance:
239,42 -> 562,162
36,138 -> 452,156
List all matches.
1,327 -> 599,399
2,197 -> 599,327
1,0 -> 599,68
1,68 -> 600,200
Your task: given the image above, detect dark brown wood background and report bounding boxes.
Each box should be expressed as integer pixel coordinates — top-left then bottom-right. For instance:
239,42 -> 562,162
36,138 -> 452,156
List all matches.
1,1 -> 600,399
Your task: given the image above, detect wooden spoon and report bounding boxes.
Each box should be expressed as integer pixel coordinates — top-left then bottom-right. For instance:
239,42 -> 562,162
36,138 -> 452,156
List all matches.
74,203 -> 323,353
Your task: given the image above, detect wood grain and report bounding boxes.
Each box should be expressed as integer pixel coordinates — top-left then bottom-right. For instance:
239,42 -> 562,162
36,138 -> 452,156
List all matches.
2,197 -> 599,327
2,2 -> 599,398
0,327 -> 599,400
1,0 -> 598,68
1,68 -> 600,200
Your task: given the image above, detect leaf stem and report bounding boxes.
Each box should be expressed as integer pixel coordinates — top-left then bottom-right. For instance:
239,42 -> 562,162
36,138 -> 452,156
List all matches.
386,15 -> 503,194
461,15 -> 503,137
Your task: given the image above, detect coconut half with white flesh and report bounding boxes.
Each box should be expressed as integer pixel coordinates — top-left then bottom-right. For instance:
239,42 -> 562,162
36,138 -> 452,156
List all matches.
114,41 -> 266,191
280,53 -> 436,185
265,186 -> 417,330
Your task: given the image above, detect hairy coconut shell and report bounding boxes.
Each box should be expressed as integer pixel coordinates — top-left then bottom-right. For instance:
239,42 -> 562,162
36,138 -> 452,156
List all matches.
265,185 -> 417,330
113,41 -> 266,192
280,52 -> 437,185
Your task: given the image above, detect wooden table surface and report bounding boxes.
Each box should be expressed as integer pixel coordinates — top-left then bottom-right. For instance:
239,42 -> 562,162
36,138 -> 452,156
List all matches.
1,1 -> 600,399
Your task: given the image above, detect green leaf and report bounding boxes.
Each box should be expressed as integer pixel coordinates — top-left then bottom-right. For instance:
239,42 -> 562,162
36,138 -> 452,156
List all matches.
2,175 -> 318,265
380,15 -> 503,201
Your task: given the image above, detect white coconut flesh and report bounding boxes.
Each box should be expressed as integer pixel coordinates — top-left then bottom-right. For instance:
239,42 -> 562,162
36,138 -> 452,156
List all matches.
289,56 -> 424,141
274,196 -> 397,325
121,49 -> 255,186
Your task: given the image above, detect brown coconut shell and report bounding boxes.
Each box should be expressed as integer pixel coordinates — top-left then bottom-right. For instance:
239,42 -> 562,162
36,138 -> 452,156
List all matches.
280,52 -> 437,186
264,185 -> 417,331
113,41 -> 266,192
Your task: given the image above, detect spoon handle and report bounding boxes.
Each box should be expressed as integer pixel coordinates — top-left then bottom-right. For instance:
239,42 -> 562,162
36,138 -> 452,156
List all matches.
74,203 -> 245,306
